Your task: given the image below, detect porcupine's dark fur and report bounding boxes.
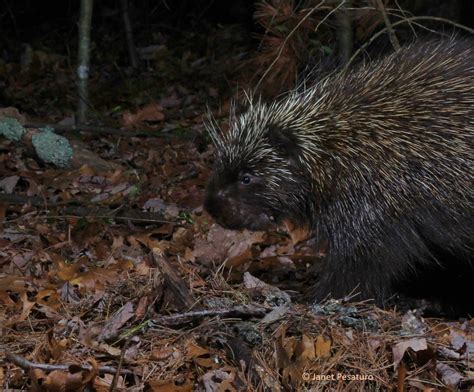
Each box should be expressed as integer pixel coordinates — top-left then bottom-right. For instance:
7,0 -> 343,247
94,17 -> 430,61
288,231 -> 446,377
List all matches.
204,39 -> 474,317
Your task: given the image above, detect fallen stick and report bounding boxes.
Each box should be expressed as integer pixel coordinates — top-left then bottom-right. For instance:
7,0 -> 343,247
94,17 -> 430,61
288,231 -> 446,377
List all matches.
24,122 -> 158,138
0,194 -> 173,225
149,305 -> 270,327
151,251 -> 197,309
4,351 -> 135,376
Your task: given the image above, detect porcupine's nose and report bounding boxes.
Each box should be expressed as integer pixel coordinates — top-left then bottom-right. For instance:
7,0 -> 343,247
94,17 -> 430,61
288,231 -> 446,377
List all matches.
216,189 -> 227,199
204,187 -> 224,218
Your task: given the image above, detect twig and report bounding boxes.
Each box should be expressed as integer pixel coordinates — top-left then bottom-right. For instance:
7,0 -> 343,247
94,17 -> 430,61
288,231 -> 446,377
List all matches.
254,0 -> 326,92
109,339 -> 131,392
0,193 -> 62,207
23,122 -> 164,138
149,305 -> 270,327
0,194 -> 174,225
337,0 -> 353,65
4,351 -> 134,376
120,0 -> 138,68
344,16 -> 474,72
62,207 -> 169,224
49,214 -> 173,224
394,0 -> 417,37
376,0 -> 400,50
77,0 -> 94,124
151,251 -> 197,309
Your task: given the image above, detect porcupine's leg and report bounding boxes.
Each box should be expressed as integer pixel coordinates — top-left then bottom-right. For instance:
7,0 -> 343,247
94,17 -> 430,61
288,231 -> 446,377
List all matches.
310,213 -> 431,307
311,217 -> 474,317
389,198 -> 474,316
396,211 -> 474,317
311,251 -> 398,306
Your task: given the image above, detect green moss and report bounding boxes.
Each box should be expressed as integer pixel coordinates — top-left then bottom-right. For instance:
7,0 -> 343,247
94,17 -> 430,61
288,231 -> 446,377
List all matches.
0,118 -> 26,141
31,127 -> 73,168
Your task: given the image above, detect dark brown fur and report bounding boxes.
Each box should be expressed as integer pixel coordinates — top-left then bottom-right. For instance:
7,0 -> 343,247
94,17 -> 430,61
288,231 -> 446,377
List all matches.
205,40 -> 473,317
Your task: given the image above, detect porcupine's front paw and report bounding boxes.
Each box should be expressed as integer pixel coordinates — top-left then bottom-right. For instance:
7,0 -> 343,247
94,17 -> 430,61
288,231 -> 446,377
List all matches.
310,263 -> 392,307
309,271 -> 361,304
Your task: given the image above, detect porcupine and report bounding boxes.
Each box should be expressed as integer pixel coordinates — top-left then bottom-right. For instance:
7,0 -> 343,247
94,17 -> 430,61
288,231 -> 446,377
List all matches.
204,39 -> 474,317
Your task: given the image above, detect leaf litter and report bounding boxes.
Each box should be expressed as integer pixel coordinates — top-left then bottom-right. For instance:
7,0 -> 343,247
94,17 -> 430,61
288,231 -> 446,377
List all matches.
0,27 -> 472,392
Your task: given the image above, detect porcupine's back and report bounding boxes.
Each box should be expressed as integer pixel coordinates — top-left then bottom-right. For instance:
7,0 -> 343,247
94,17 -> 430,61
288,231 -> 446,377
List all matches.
205,39 -> 473,314
305,40 -> 473,310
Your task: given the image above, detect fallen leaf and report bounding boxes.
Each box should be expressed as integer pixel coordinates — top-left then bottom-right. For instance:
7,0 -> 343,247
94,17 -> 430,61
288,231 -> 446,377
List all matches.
315,335 -> 331,358
436,363 -> 463,388
122,103 -> 165,129
0,107 -> 26,123
0,175 -> 20,193
283,220 -> 311,244
392,338 -> 427,369
98,301 -> 135,341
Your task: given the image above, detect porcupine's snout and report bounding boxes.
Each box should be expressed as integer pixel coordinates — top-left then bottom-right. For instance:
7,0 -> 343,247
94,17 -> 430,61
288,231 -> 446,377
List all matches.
204,174 -> 277,231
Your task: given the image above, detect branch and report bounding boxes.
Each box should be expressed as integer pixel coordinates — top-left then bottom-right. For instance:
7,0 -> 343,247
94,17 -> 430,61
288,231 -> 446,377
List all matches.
150,305 -> 270,327
254,0 -> 326,92
120,0 -> 138,68
344,16 -> 474,72
0,193 -> 62,207
0,194 -> 173,225
109,339 -> 131,392
62,206 -> 170,224
4,351 -> 134,376
24,122 -> 155,138
376,0 -> 400,50
337,0 -> 353,65
151,251 -> 197,309
77,0 -> 94,124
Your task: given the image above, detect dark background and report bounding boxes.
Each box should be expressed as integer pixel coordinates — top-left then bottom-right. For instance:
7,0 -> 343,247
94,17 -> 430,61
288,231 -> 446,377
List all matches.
0,0 -> 473,119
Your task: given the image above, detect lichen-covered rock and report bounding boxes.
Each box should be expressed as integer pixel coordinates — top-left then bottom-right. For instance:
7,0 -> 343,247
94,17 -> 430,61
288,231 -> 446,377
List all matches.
31,127 -> 73,168
0,117 -> 26,141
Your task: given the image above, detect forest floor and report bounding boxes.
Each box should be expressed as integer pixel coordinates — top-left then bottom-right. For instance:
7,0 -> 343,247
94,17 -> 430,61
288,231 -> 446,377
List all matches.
0,24 -> 473,392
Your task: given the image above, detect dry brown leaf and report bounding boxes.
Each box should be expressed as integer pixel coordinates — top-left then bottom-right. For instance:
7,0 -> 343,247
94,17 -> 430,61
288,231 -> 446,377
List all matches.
0,175 -> 20,193
183,246 -> 194,262
274,328 -> 314,386
30,368 -> 47,392
98,301 -> 135,341
151,346 -> 175,361
283,220 -> 311,245
122,103 -> 165,129
193,224 -> 265,267
185,340 -> 209,358
18,292 -> 36,322
0,106 -> 26,123
193,357 -> 216,368
295,334 -> 316,361
135,296 -> 149,319
43,370 -> 84,391
47,331 -> 69,360
315,335 -> 331,358
201,369 -> 236,391
94,373 -> 126,391
148,379 -> 194,392
392,338 -> 428,369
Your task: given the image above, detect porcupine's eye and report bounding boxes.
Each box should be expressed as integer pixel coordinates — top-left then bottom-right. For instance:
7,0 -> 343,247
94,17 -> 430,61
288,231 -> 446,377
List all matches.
241,174 -> 252,185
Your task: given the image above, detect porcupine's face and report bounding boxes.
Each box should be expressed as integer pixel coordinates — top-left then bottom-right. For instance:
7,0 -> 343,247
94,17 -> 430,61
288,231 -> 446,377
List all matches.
205,164 -> 278,231
204,110 -> 310,231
